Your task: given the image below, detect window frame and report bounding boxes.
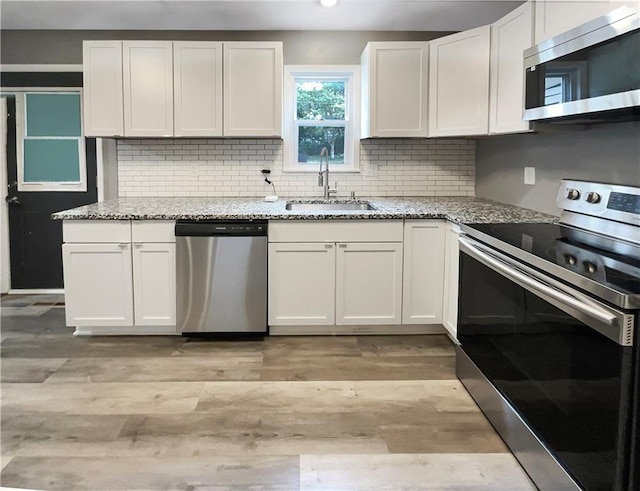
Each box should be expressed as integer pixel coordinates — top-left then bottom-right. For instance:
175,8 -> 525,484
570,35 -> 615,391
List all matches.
283,65 -> 360,173
14,89 -> 87,192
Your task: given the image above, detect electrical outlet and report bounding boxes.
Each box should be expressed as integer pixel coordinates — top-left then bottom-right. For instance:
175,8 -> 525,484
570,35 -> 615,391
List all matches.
524,167 -> 535,185
364,164 -> 378,177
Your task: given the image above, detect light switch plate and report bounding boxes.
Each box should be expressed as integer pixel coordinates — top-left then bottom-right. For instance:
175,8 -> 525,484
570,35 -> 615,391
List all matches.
524,167 -> 535,185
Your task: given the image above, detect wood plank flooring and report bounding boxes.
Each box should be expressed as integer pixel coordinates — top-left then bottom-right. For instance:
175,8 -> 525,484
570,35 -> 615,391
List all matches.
0,294 -> 536,490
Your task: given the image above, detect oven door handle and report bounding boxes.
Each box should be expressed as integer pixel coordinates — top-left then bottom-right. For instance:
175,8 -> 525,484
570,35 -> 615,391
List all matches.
459,236 -> 633,346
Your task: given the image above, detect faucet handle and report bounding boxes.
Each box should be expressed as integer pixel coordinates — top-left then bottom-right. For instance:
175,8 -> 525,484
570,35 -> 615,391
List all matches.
350,190 -> 356,200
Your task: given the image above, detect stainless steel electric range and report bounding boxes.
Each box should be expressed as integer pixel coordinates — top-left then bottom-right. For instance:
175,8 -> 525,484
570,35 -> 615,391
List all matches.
456,180 -> 640,491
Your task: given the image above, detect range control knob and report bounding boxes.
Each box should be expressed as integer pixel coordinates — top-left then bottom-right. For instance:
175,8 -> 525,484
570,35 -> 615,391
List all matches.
566,189 -> 581,200
584,261 -> 597,274
565,254 -> 577,266
586,192 -> 601,204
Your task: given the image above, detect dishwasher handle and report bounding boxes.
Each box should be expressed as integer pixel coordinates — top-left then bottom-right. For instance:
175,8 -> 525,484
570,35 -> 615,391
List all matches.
175,220 -> 267,237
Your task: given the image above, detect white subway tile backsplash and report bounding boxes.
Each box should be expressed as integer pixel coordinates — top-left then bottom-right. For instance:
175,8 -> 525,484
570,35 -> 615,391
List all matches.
117,138 -> 475,198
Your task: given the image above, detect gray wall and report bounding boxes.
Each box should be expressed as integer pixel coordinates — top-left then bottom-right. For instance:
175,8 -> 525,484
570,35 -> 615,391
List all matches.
476,122 -> 640,216
0,30 -> 452,65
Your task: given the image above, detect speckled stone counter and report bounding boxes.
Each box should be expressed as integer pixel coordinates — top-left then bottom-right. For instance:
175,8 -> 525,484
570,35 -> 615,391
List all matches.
52,197 -> 556,224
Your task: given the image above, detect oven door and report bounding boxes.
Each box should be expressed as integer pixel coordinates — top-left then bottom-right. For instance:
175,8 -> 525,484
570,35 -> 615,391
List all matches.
457,235 -> 637,491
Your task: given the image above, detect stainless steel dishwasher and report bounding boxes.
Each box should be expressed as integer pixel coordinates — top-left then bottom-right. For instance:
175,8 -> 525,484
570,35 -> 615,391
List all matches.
175,220 -> 267,335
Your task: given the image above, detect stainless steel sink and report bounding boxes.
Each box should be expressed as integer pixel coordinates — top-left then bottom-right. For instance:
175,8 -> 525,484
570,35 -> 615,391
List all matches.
285,201 -> 376,211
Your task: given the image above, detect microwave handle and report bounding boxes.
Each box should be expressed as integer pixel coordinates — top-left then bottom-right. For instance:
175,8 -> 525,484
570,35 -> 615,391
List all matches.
459,236 -> 633,346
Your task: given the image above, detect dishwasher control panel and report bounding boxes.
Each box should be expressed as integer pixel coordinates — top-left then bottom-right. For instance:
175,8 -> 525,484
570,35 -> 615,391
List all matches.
175,220 -> 267,237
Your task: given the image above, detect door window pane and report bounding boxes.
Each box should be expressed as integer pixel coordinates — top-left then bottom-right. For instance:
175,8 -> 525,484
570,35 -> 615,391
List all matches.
23,139 -> 81,182
26,93 -> 81,137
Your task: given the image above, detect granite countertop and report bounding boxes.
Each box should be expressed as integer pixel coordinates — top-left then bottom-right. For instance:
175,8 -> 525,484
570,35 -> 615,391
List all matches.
52,197 -> 557,224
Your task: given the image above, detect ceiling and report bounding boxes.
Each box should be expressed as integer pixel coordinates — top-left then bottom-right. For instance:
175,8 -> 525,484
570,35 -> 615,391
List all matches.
1,0 -> 524,31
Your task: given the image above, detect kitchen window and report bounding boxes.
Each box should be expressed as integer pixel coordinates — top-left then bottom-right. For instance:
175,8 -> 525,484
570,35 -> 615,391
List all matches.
15,91 -> 86,192
283,66 -> 360,172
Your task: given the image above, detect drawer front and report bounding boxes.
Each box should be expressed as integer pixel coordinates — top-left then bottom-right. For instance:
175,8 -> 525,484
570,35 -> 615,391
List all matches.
63,220 -> 131,243
268,220 -> 404,243
132,220 -> 176,243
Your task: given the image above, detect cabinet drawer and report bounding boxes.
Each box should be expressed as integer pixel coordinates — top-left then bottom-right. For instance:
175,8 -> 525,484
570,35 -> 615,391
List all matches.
268,220 -> 404,243
63,220 -> 131,243
132,220 -> 176,243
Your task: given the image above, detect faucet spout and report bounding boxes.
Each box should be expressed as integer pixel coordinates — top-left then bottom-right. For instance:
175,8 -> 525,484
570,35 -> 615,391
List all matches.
319,147 -> 331,199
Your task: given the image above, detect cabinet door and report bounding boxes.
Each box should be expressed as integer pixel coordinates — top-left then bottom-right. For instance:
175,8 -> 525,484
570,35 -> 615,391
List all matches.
534,0 -> 616,44
173,42 -> 223,137
402,221 -> 446,324
123,41 -> 174,137
490,3 -> 534,135
132,242 -> 176,327
442,223 -> 460,339
268,243 -> 335,326
82,41 -> 124,137
62,243 -> 133,327
223,42 -> 283,137
428,25 -> 491,137
335,242 -> 403,325
361,42 -> 429,138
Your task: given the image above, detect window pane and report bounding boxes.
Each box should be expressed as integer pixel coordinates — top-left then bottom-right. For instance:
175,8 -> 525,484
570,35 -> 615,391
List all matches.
23,139 -> 80,182
298,126 -> 345,164
26,93 -> 81,137
296,80 -> 345,120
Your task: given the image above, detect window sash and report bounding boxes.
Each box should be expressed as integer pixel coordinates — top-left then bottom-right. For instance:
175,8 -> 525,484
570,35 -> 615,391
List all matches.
284,66 -> 360,173
13,91 -> 87,192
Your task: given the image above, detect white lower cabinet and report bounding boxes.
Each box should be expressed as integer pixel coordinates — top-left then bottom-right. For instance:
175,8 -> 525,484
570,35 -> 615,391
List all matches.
268,242 -> 336,326
335,242 -> 403,325
268,220 -> 405,328
62,243 -> 134,327
402,221 -> 446,324
442,222 -> 460,339
62,220 -> 176,331
132,242 -> 176,326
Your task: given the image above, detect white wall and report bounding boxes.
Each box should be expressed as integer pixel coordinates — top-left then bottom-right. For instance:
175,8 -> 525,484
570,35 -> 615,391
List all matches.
117,138 -> 475,198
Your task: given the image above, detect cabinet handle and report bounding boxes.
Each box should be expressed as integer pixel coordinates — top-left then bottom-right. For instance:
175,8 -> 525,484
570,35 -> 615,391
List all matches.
118,243 -> 128,249
134,243 -> 143,249
325,244 -> 333,249
338,244 -> 347,248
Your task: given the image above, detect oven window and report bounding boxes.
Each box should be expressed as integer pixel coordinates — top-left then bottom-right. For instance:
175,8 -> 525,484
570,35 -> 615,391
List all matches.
458,252 -> 634,491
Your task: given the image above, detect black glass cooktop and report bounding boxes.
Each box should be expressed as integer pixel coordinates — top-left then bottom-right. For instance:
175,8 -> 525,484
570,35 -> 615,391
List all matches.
465,223 -> 640,299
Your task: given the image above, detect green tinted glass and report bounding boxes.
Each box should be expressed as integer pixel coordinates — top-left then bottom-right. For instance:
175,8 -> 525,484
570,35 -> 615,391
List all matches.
23,139 -> 80,182
26,93 -> 81,137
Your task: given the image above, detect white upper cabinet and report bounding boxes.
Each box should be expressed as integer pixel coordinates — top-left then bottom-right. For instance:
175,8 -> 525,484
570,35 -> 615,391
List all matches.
82,41 -> 124,137
223,42 -> 283,137
489,2 -> 534,134
173,42 -> 223,137
123,41 -> 174,137
361,42 -> 429,138
533,0 -> 620,44
428,25 -> 491,137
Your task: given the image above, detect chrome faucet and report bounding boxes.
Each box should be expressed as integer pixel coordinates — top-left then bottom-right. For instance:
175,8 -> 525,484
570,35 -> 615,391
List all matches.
318,147 -> 336,199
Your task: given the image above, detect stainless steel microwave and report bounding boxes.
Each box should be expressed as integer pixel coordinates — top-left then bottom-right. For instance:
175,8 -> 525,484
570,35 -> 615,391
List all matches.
523,6 -> 640,123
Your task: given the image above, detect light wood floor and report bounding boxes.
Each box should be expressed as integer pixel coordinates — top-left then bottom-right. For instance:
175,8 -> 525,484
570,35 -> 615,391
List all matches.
1,294 -> 536,490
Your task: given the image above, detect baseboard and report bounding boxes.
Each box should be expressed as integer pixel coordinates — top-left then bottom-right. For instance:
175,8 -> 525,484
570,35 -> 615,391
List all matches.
268,324 -> 446,335
74,326 -> 179,336
8,288 -> 64,294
